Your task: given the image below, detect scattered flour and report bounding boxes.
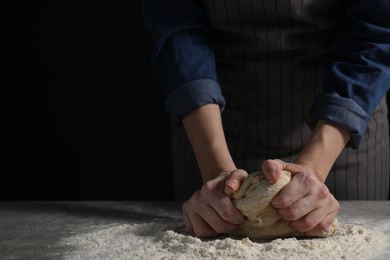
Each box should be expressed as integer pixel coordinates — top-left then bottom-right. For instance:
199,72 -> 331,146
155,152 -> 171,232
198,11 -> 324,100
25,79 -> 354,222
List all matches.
59,221 -> 387,260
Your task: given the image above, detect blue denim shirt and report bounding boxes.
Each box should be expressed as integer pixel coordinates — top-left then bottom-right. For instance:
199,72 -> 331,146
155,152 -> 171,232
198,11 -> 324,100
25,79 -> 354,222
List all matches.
142,0 -> 390,149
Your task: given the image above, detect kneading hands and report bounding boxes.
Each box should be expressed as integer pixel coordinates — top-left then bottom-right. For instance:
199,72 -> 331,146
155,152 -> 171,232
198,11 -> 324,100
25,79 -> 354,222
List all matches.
181,104 -> 349,238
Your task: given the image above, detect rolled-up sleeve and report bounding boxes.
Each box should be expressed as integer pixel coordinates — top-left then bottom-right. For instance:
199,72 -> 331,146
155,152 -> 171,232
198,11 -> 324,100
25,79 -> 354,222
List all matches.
141,0 -> 225,126
308,0 -> 390,149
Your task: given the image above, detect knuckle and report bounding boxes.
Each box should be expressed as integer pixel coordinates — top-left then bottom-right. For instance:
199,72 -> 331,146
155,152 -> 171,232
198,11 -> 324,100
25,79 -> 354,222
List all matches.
209,220 -> 232,234
301,216 -> 318,230
263,159 -> 273,168
182,202 -> 187,212
302,173 -> 316,186
282,208 -> 299,220
231,168 -> 248,178
327,194 -> 340,211
316,221 -> 329,231
317,184 -> 330,199
212,223 -> 227,234
277,198 -> 291,209
203,182 -> 213,193
334,200 -> 340,211
189,192 -> 201,205
220,208 -> 244,225
275,192 -> 293,208
261,161 -> 272,174
220,209 -> 234,221
201,183 -> 217,198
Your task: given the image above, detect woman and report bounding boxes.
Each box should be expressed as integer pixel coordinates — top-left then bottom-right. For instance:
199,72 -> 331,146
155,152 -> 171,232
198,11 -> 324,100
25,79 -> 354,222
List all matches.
142,0 -> 390,238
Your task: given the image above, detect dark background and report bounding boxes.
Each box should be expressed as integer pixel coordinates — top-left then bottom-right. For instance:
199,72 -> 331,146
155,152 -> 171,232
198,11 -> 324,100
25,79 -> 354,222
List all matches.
2,1 -> 389,200
2,1 -> 175,200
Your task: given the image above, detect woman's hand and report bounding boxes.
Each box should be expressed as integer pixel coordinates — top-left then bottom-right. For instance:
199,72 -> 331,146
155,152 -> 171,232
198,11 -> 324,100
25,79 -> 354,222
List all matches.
262,159 -> 340,237
182,169 -> 248,238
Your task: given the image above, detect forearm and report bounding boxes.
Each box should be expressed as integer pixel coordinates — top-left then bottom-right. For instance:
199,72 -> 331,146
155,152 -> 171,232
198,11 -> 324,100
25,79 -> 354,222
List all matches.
294,120 -> 350,182
182,103 -> 236,182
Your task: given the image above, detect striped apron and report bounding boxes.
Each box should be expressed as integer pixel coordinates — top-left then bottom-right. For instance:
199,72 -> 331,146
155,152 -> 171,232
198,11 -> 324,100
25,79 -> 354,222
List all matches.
171,0 -> 389,201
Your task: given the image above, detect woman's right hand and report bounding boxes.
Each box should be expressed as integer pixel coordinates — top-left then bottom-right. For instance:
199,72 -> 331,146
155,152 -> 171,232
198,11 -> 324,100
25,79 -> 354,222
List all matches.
182,169 -> 248,238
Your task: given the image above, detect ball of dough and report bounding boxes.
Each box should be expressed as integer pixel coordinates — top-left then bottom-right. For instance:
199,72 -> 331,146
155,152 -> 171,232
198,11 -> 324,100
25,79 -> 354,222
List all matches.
225,171 -> 338,239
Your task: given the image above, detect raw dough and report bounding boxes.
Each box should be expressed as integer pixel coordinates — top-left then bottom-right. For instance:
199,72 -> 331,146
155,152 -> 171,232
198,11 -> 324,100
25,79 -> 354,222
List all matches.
225,171 -> 338,239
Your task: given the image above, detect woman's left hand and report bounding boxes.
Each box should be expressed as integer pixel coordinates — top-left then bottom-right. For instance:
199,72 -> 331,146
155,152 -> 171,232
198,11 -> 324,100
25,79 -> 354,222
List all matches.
261,159 -> 340,237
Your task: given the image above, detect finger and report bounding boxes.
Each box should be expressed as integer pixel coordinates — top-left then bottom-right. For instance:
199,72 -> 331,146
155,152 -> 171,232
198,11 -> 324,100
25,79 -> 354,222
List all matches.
182,203 -> 194,235
289,197 -> 339,233
207,189 -> 245,225
187,202 -> 239,236
224,169 -> 248,195
182,198 -> 221,238
203,173 -> 245,224
298,206 -> 337,237
186,212 -> 219,238
201,205 -> 239,234
277,195 -> 314,221
262,159 -> 284,184
303,210 -> 339,237
276,183 -> 331,220
271,172 -> 311,209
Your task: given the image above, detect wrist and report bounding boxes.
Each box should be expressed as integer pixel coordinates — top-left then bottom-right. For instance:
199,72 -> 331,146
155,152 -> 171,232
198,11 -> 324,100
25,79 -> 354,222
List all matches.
182,103 -> 236,182
198,149 -> 236,182
294,120 -> 350,182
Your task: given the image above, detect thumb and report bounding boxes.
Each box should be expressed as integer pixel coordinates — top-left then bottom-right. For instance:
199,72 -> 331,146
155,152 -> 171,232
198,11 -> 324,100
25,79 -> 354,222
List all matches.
224,169 -> 248,195
262,159 -> 285,184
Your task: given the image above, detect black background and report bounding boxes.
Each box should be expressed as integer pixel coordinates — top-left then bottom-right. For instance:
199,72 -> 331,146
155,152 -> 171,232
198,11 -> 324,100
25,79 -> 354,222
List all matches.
2,1 -> 175,200
2,1 -> 389,200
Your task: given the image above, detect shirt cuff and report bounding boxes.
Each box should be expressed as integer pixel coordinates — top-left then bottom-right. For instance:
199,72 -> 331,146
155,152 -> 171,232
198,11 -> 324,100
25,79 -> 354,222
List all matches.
307,93 -> 371,149
165,79 -> 226,127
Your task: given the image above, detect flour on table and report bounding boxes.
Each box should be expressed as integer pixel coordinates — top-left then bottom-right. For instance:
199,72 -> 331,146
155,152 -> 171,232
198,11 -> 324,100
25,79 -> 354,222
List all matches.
58,220 -> 387,260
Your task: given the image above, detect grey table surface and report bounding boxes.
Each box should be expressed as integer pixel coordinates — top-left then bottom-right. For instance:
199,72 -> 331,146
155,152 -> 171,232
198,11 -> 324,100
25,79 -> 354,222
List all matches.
0,201 -> 389,260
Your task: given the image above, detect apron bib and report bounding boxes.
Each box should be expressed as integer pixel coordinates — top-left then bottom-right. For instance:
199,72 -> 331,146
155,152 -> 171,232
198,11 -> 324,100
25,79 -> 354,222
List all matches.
171,0 -> 389,201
